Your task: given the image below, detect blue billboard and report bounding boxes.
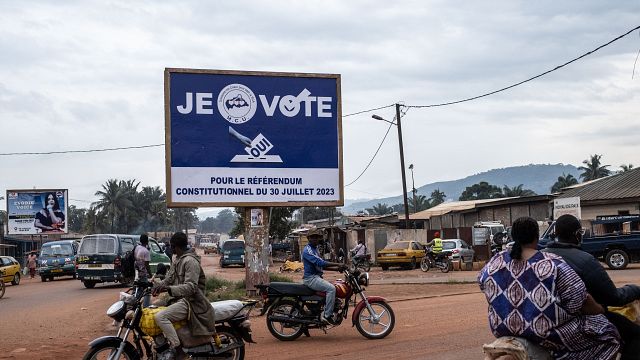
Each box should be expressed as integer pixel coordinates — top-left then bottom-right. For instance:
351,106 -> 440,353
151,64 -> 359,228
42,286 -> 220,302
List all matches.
165,69 -> 343,206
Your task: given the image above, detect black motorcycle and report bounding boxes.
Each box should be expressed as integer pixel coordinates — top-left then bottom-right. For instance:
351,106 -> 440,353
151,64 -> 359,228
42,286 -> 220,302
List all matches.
82,278 -> 256,360
420,249 -> 452,273
256,266 -> 395,341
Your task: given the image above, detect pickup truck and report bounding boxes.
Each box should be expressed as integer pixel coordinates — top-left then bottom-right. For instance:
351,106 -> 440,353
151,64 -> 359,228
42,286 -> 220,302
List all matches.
541,215 -> 640,270
271,242 -> 291,252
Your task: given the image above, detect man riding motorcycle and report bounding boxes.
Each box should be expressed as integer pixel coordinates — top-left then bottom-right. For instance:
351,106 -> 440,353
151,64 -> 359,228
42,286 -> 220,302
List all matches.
350,239 -> 366,263
543,214 -> 640,360
152,232 -> 216,360
424,231 -> 444,261
302,230 -> 346,325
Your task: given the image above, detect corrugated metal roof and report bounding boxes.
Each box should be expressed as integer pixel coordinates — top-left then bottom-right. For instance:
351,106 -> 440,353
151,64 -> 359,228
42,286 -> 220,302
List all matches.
409,198 -> 507,220
556,168 -> 640,201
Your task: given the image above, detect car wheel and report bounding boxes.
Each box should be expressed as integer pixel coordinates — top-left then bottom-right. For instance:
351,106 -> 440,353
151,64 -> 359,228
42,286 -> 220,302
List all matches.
83,280 -> 96,289
41,276 -> 47,282
605,249 -> 629,270
381,264 -> 389,271
12,273 -> 20,285
410,257 -> 417,269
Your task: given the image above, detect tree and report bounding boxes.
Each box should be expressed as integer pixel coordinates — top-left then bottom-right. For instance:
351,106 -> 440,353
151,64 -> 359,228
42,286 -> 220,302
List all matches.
67,205 -> 87,233
550,173 -> 579,193
620,164 -> 634,173
229,208 -> 245,238
578,154 -> 611,181
93,179 -> 133,232
459,182 -> 504,201
299,207 -> 342,222
391,203 -> 405,213
168,208 -> 198,232
269,207 -> 298,241
502,184 -> 536,197
366,203 -> 393,215
212,209 -> 237,234
429,189 -> 446,207
409,194 -> 431,212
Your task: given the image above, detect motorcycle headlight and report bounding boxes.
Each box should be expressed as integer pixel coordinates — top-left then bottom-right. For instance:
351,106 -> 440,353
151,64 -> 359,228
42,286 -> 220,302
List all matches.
358,272 -> 369,287
106,300 -> 127,321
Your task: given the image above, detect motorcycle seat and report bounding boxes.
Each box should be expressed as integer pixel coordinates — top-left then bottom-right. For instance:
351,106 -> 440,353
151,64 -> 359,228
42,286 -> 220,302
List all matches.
268,282 -> 315,296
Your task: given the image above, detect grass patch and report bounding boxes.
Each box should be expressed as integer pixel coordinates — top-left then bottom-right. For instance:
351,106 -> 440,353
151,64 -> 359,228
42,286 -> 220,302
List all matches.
205,273 -> 294,301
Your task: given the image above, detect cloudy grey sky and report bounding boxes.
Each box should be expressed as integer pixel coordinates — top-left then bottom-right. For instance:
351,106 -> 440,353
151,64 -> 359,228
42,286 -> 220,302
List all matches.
1,1 -> 639,216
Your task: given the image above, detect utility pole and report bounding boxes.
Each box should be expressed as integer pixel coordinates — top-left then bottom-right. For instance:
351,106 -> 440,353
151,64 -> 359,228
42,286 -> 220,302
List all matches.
395,103 -> 410,228
244,207 -> 270,296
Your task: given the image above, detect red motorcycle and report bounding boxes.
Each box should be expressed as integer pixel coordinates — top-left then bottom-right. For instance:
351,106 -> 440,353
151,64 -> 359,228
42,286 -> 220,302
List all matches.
256,267 -> 394,340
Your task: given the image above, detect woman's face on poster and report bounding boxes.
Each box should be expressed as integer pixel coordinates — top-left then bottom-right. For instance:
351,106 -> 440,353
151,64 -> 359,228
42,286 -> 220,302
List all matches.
47,194 -> 55,206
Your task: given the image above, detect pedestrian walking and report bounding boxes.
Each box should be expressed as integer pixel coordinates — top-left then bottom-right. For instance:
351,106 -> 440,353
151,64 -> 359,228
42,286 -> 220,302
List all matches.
27,252 -> 38,279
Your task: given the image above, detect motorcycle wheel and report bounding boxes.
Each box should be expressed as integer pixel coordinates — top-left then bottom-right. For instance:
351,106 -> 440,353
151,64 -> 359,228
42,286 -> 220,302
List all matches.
215,325 -> 245,360
266,299 -> 304,341
355,301 -> 395,339
82,339 -> 138,360
420,257 -> 430,272
440,259 -> 451,273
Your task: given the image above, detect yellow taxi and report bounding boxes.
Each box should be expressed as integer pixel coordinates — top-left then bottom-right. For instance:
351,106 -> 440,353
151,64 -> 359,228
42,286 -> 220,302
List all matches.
376,241 -> 426,270
1,256 -> 22,285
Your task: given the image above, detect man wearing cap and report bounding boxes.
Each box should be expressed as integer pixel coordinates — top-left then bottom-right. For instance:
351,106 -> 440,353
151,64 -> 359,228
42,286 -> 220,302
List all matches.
302,230 -> 346,325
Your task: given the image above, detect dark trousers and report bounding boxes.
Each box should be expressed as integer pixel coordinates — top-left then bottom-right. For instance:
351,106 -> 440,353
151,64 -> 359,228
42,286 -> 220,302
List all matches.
606,311 -> 640,360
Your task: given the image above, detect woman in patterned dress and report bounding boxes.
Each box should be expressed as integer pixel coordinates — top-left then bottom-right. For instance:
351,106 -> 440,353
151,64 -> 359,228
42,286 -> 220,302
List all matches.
478,217 -> 620,359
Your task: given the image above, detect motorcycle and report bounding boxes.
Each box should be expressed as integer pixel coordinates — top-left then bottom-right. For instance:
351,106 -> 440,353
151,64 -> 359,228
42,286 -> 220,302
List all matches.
82,270 -> 257,360
420,249 -> 452,273
256,265 -> 395,341
351,253 -> 372,272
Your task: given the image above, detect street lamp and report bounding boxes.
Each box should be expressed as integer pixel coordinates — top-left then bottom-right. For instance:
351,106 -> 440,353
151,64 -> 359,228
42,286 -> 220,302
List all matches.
409,164 -> 417,213
372,103 -> 410,228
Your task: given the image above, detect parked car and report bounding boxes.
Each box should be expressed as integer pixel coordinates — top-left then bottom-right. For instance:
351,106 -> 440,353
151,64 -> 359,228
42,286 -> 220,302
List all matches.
376,240 -> 426,270
0,256 -> 21,285
220,239 -> 245,268
442,239 -> 475,264
202,242 -> 217,254
76,234 -> 171,288
38,240 -> 80,282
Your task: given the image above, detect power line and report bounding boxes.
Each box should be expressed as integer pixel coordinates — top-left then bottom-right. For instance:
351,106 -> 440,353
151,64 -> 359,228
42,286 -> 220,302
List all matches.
345,106 -> 410,187
407,24 -> 640,109
343,104 -> 395,117
0,144 -> 164,156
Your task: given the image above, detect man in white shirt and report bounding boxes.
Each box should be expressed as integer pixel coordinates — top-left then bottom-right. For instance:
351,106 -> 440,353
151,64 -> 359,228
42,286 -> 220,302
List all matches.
136,234 -> 152,306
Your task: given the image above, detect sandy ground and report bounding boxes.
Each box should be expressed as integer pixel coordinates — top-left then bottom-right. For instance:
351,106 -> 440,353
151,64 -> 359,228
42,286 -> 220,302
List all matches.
0,251 -> 637,359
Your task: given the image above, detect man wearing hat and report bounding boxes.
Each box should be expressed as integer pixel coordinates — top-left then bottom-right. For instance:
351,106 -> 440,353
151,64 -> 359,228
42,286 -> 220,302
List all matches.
302,230 -> 346,325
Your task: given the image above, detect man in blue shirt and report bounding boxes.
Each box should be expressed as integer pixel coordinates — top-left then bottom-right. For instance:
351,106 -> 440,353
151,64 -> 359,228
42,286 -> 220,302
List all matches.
302,231 -> 345,325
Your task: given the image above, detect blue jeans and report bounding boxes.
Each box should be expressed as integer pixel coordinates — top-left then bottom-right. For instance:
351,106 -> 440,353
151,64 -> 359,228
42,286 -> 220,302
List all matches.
303,275 -> 335,319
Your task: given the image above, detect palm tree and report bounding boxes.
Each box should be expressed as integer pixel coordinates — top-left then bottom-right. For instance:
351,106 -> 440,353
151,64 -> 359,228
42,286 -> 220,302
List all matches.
168,208 -> 198,232
366,203 -> 393,215
620,164 -> 634,173
550,173 -> 579,193
138,186 -> 167,232
578,154 -> 611,181
410,195 -> 431,213
429,189 -> 446,206
502,184 -> 537,197
93,179 -> 133,232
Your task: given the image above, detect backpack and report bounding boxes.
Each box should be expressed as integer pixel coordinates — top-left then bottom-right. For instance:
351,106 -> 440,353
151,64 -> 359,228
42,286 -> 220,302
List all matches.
121,245 -> 137,278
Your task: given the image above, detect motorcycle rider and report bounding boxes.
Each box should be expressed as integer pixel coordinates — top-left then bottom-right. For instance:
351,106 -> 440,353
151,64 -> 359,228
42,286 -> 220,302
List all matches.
350,239 -> 366,264
302,230 -> 346,325
543,214 -> 640,360
152,232 -> 216,360
424,231 -> 444,261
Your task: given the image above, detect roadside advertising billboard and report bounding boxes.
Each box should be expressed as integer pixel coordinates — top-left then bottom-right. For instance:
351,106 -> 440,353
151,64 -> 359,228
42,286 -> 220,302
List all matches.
6,189 -> 69,235
165,68 -> 343,207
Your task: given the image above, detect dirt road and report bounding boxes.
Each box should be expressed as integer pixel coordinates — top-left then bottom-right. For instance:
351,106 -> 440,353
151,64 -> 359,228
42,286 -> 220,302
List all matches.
1,253 -> 637,359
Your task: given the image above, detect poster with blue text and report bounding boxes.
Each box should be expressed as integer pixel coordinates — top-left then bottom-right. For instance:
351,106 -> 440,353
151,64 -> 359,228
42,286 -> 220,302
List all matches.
6,189 -> 69,235
165,69 -> 343,207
